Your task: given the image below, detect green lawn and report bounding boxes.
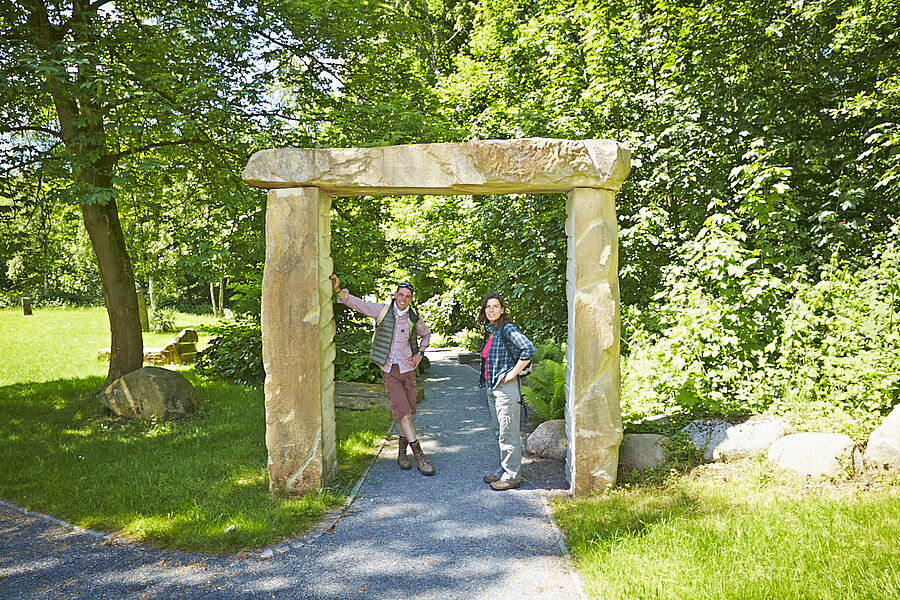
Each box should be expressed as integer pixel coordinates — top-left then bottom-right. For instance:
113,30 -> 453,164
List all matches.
0,307 -> 392,552
0,306 -> 217,385
554,459 -> 900,600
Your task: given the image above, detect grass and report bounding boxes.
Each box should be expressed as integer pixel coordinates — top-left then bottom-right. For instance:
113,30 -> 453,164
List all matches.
0,307 -> 393,553
0,306 -> 218,385
553,458 -> 900,600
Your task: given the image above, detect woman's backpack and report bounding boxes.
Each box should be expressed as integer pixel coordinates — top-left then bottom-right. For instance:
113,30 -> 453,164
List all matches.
499,323 -> 533,376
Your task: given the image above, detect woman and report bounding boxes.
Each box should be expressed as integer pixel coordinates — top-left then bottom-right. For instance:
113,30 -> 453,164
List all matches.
478,293 -> 534,491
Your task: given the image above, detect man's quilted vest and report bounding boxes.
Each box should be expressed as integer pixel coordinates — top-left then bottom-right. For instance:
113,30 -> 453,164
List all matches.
370,300 -> 420,367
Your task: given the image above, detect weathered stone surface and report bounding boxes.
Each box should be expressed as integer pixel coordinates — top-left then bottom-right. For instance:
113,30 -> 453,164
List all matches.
457,351 -> 481,366
243,138 -> 631,195
714,416 -> 790,459
767,432 -> 862,477
619,434 -> 667,471
262,188 -> 335,495
526,420 -> 567,461
565,187 -> 622,495
681,418 -> 730,461
682,416 -> 789,460
335,381 -> 384,410
865,405 -> 900,470
98,328 -> 199,366
100,366 -> 195,420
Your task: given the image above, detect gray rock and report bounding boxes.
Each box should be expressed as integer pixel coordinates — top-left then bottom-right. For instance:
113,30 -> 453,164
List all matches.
713,416 -> 790,459
767,432 -> 862,477
681,418 -> 730,460
525,419 -> 567,461
100,366 -> 196,420
681,416 -> 790,460
864,405 -> 900,470
619,434 -> 667,471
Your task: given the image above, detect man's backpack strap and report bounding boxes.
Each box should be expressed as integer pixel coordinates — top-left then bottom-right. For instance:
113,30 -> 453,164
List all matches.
375,302 -> 390,326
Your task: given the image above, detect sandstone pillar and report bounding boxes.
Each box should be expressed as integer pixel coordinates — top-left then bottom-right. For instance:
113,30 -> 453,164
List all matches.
262,187 -> 337,494
565,187 -> 623,495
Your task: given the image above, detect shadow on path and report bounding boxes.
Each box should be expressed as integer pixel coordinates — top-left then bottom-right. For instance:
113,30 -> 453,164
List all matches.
0,354 -> 582,600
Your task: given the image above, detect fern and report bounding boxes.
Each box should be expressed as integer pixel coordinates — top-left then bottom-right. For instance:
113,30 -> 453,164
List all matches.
523,359 -> 566,422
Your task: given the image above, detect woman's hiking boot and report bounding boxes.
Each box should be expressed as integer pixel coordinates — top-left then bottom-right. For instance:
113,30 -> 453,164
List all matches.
409,440 -> 435,476
397,436 -> 412,470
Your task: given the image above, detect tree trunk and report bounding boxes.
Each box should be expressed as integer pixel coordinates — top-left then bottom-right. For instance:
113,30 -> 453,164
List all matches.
27,0 -> 144,385
210,281 -> 219,318
218,277 -> 225,316
82,200 -> 144,384
148,277 -> 157,313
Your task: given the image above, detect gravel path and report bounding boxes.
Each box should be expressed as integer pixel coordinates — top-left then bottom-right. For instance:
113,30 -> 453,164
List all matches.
0,353 -> 583,599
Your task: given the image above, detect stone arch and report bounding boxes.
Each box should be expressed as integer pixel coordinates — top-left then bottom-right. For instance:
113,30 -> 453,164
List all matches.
242,138 -> 631,497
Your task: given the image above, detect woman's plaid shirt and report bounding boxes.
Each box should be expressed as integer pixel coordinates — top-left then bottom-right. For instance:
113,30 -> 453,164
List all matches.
481,322 -> 534,388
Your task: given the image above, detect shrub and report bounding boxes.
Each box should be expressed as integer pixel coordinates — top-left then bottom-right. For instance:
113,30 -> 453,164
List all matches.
532,339 -> 565,363
765,233 -> 900,440
451,328 -> 483,352
149,308 -> 176,333
523,359 -> 566,423
334,327 -> 382,384
195,322 -> 263,386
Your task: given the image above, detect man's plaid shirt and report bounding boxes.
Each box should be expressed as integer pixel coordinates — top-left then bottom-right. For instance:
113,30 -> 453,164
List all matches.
481,322 -> 535,388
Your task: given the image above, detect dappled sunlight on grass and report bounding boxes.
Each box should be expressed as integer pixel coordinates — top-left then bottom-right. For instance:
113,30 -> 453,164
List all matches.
553,460 -> 900,600
1,365 -> 393,552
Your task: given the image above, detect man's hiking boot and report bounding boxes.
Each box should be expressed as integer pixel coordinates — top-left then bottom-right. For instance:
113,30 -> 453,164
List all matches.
397,436 -> 412,470
409,440 -> 435,476
483,474 -> 500,484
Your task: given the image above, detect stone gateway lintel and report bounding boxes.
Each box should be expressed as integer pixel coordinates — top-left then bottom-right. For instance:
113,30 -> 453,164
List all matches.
243,138 -> 630,195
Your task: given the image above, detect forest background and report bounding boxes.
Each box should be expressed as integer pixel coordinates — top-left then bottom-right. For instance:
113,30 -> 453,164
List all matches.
2,0 -> 898,440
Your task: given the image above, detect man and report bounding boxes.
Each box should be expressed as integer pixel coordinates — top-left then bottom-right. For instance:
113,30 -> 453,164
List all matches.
329,274 -> 435,476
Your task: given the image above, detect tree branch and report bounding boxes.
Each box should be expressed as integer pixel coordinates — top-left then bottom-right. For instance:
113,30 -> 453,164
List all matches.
107,138 -> 209,163
0,143 -> 64,175
1,125 -> 63,139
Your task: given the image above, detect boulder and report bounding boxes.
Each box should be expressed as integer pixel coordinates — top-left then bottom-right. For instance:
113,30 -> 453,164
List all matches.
767,432 -> 862,477
525,419 -> 567,461
680,418 -> 730,460
864,405 -> 900,470
619,434 -> 667,471
681,416 -> 790,460
711,416 -> 790,459
100,366 -> 196,420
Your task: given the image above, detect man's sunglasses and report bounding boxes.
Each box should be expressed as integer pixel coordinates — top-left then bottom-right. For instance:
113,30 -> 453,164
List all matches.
397,282 -> 415,293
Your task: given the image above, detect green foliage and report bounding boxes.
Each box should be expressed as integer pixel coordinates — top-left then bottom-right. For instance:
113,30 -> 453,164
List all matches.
451,328 -> 484,352
522,359 -> 566,423
334,327 -> 382,384
195,322 -> 264,387
148,308 -> 176,334
622,214 -> 785,418
623,220 -> 900,440
531,339 -> 565,364
765,231 -> 900,439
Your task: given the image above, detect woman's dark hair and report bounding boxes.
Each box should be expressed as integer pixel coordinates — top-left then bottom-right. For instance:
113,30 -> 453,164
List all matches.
477,292 -> 512,328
